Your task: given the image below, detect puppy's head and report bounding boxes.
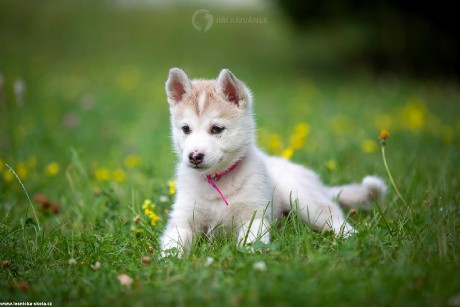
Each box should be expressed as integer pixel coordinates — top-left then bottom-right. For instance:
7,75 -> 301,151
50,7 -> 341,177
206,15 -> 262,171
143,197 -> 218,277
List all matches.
165,68 -> 254,175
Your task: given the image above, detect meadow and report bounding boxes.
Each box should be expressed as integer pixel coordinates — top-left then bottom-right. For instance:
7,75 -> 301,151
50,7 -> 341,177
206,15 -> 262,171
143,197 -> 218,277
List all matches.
1,1 -> 459,306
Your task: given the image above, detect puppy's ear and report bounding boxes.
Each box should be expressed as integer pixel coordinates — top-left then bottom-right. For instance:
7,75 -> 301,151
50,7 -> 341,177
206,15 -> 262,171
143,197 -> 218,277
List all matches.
166,68 -> 192,104
216,69 -> 249,107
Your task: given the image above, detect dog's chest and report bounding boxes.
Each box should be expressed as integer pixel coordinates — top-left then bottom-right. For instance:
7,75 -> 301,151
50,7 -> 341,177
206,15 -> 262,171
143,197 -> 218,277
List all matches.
178,169 -> 271,225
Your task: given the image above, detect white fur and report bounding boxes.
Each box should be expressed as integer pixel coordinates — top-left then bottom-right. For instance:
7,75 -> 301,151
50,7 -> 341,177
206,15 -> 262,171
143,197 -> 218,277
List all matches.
197,91 -> 206,114
160,68 -> 386,257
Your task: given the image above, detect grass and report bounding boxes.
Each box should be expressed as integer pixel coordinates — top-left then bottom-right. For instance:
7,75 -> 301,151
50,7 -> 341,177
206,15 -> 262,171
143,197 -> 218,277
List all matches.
1,1 -> 460,305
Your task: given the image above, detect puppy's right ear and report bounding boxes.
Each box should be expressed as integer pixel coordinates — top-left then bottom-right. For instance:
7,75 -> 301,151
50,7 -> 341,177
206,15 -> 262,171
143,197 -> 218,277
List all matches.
165,68 -> 192,105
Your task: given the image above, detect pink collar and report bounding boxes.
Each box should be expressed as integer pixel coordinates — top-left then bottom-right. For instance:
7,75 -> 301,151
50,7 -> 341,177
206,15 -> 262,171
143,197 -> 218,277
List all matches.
207,161 -> 239,181
203,161 -> 239,206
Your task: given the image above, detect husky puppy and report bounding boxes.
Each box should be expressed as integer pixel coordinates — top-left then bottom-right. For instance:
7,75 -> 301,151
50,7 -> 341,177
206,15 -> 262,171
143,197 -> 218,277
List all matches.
160,68 -> 386,256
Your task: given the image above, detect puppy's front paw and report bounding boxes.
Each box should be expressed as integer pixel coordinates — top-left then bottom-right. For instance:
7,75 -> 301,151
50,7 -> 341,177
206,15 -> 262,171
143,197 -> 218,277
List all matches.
331,222 -> 357,238
160,246 -> 184,259
341,223 -> 357,238
160,225 -> 193,258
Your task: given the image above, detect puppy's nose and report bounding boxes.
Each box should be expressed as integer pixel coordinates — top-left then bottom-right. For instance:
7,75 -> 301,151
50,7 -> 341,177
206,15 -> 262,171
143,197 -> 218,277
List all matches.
188,152 -> 204,165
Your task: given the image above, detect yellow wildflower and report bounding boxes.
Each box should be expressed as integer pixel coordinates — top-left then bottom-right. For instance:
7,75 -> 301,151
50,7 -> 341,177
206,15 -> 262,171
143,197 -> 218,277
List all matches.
95,168 -> 110,181
325,159 -> 336,171
361,139 -> 377,154
142,199 -> 153,210
168,180 -> 176,195
124,155 -> 142,168
17,162 -> 28,180
3,170 -> 13,182
142,199 -> 160,226
289,135 -> 304,150
149,213 -> 160,226
281,147 -> 294,159
267,133 -> 283,154
401,97 -> 427,132
289,122 -> 310,150
144,208 -> 154,216
112,168 -> 126,182
45,162 -> 60,176
293,122 -> 310,138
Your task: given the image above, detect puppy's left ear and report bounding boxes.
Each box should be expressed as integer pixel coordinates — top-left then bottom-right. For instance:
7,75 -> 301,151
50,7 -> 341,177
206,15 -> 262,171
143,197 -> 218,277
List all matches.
216,69 -> 250,108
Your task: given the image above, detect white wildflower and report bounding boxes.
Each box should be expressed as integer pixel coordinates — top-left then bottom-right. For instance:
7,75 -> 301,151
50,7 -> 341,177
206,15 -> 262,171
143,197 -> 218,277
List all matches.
253,261 -> 267,272
204,257 -> 214,267
91,261 -> 101,270
14,79 -> 25,107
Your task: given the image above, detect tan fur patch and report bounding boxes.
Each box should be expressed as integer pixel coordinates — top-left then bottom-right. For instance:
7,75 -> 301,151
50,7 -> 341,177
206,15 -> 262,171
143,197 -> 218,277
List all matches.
174,80 -> 241,120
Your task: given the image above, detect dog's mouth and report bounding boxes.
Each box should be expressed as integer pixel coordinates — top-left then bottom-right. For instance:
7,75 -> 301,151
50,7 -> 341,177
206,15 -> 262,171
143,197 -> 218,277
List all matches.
191,164 -> 205,169
187,163 -> 209,170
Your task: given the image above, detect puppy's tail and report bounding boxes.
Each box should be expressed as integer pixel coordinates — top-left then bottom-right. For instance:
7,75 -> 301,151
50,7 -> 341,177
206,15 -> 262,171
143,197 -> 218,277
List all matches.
327,176 -> 387,209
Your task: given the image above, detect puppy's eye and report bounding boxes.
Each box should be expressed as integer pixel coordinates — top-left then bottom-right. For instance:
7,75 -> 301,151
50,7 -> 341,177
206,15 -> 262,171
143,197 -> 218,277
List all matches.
211,125 -> 225,135
182,125 -> 191,134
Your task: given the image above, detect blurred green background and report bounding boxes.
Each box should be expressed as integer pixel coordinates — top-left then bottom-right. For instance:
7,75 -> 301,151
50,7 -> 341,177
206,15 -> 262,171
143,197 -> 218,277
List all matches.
1,0 -> 458,179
